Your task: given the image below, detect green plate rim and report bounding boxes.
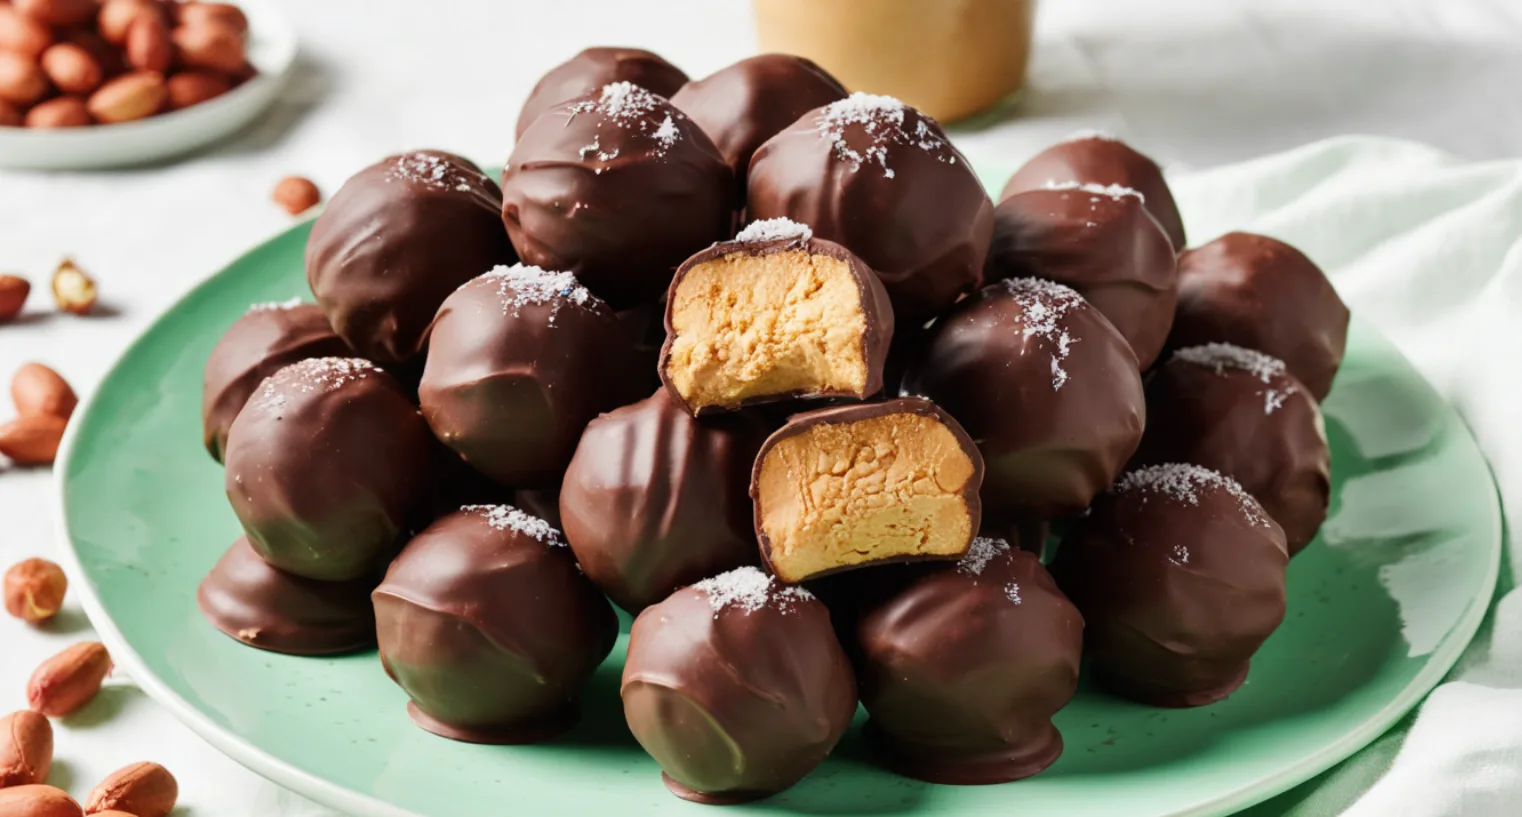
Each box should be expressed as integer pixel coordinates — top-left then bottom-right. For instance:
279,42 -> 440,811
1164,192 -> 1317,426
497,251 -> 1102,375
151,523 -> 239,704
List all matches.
51,213 -> 1504,817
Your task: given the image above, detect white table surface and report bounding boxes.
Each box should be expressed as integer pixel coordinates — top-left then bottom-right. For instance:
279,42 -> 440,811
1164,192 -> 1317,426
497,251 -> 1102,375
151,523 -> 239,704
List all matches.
3,1 -> 1522,814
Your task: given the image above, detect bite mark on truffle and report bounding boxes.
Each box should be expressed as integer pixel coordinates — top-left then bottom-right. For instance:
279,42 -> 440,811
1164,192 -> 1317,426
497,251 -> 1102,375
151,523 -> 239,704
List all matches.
755,411 -> 978,582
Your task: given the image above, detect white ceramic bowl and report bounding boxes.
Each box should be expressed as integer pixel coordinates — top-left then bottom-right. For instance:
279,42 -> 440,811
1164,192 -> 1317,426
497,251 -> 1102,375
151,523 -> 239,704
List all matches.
0,0 -> 296,170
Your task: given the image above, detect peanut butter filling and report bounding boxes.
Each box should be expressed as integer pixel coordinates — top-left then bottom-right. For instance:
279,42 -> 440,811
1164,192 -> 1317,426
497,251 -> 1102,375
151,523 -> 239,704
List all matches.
666,250 -> 869,409
756,412 -> 976,582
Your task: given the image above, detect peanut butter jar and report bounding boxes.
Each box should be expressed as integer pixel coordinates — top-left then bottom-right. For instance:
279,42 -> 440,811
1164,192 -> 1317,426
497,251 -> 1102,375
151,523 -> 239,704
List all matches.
753,0 -> 1035,122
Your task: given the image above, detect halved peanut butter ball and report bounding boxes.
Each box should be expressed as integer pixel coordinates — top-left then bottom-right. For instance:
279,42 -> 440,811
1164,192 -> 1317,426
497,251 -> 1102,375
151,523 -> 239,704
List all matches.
660,218 -> 894,414
751,397 -> 983,583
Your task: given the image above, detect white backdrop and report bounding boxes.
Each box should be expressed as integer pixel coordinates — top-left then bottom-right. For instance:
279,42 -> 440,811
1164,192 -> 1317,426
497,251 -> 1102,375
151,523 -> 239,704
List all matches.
3,1 -> 1521,814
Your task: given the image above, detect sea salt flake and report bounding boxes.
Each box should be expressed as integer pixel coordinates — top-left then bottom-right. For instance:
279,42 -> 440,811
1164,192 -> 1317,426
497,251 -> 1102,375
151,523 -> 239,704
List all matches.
958,536 -> 1010,576
462,504 -> 564,545
1173,343 -> 1296,413
735,218 -> 812,244
571,82 -> 683,157
693,566 -> 814,615
246,297 -> 303,313
815,92 -> 953,176
1062,128 -> 1119,143
1005,582 -> 1023,605
1042,180 -> 1145,203
475,264 -> 595,323
999,277 -> 1086,390
389,151 -> 471,190
1115,463 -> 1271,528
254,357 -> 378,412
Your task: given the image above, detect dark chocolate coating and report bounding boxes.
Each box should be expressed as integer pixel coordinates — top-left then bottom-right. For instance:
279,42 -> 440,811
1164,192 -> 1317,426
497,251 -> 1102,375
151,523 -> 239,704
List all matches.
1052,464 -> 1288,707
1132,346 -> 1331,556
746,96 -> 994,322
374,505 -> 618,743
659,232 -> 895,413
418,266 -> 647,488
670,54 -> 846,192
559,390 -> 763,612
622,568 -> 857,803
1000,135 -> 1186,251
201,301 -> 350,462
502,84 -> 735,310
514,486 -> 563,531
901,278 -> 1146,522
515,47 -> 688,140
225,358 -> 432,581
1168,232 -> 1349,400
855,538 -> 1082,784
306,151 -> 516,366
751,397 -> 984,580
197,537 -> 378,656
985,186 -> 1178,368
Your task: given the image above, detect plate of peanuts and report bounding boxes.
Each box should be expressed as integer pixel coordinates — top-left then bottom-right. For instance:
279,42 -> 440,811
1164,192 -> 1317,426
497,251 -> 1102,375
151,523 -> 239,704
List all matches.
0,0 -> 295,170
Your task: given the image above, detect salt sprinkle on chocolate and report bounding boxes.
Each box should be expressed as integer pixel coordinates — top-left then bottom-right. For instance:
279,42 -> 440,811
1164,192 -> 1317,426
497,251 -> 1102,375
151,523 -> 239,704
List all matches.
815,92 -> 953,177
693,566 -> 814,615
255,356 -> 378,412
735,217 -> 813,244
246,297 -> 303,313
1042,180 -> 1146,203
999,277 -> 1086,391
389,151 -> 475,190
476,264 -> 595,323
571,82 -> 685,158
1062,128 -> 1119,143
1115,463 -> 1271,528
462,504 -> 564,546
1173,343 -> 1298,414
958,536 -> 1010,576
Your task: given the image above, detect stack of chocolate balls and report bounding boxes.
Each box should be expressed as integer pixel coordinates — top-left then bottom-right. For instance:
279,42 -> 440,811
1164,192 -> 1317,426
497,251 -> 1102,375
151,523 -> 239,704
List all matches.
195,44 -> 1349,804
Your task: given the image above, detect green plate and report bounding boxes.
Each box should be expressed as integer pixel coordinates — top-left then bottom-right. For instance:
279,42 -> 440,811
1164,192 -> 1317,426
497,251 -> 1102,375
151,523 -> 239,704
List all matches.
55,162 -> 1501,817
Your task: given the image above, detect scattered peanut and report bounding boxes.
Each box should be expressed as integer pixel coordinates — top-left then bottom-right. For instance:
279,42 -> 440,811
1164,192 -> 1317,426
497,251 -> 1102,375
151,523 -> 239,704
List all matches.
273,176 -> 321,215
0,710 -> 54,787
85,762 -> 178,817
0,414 -> 66,466
0,785 -> 83,817
12,363 -> 78,420
26,642 -> 112,717
0,275 -> 30,322
4,558 -> 69,624
50,258 -> 98,316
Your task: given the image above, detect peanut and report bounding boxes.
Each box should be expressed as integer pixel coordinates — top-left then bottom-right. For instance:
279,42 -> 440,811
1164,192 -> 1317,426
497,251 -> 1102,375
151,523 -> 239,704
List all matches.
13,0 -> 98,27
0,414 -> 66,466
0,710 -> 53,787
171,22 -> 244,73
24,96 -> 93,128
4,558 -> 69,624
165,69 -> 230,109
40,43 -> 103,95
0,51 -> 50,107
0,275 -> 30,321
98,0 -> 163,44
50,258 -> 98,315
26,642 -> 112,717
86,70 -> 165,123
124,15 -> 170,73
176,2 -> 247,33
0,5 -> 53,57
272,176 -> 321,215
85,762 -> 178,817
11,363 -> 78,420
0,785 -> 83,817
